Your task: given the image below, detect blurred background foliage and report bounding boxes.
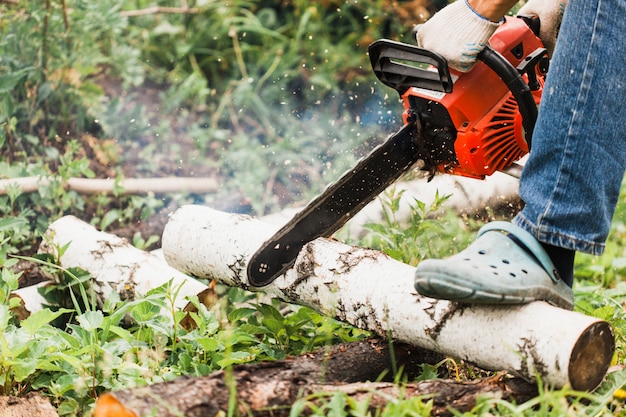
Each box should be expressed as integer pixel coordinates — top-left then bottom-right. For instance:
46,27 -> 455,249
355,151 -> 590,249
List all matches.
0,0 -> 446,229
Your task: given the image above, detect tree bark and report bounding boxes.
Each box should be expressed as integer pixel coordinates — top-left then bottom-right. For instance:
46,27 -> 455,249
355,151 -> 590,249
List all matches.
38,216 -> 209,313
93,338 -> 538,417
161,205 -> 614,391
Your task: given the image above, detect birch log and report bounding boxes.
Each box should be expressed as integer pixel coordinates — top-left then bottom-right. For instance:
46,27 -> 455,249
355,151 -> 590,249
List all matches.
162,205 -> 614,391
39,216 -> 209,311
11,281 -> 51,318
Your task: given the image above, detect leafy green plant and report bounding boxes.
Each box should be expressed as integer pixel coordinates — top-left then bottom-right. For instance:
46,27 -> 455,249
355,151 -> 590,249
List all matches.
358,187 -> 475,265
2,242 -> 372,413
226,299 -> 369,361
0,0 -> 138,140
0,264 -> 74,398
290,389 -> 436,417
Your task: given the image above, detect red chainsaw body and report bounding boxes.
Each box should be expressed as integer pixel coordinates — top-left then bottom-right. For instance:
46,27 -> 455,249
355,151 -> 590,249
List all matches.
400,17 -> 546,179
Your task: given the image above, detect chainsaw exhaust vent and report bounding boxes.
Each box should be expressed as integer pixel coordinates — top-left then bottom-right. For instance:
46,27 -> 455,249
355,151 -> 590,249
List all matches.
479,94 -> 528,174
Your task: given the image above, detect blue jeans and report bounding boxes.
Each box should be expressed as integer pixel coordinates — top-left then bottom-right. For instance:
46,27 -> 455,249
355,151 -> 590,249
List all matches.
513,0 -> 626,256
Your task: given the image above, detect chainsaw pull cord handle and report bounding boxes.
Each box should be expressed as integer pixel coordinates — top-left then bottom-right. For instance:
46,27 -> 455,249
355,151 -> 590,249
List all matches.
478,46 -> 537,149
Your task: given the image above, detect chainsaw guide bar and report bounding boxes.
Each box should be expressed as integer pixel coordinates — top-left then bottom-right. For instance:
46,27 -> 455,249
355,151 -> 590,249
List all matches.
247,121 -> 422,287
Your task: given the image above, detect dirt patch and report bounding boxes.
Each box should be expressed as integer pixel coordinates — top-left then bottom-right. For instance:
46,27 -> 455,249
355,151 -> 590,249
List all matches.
0,393 -> 59,417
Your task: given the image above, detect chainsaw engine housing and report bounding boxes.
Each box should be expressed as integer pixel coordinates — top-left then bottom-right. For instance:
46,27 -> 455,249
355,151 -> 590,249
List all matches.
370,17 -> 547,179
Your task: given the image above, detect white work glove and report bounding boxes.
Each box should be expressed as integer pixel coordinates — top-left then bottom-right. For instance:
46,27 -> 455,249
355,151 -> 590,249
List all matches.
517,0 -> 567,57
415,0 -> 501,72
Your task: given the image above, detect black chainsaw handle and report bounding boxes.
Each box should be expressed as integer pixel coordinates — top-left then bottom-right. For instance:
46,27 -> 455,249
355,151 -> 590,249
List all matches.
478,45 -> 538,149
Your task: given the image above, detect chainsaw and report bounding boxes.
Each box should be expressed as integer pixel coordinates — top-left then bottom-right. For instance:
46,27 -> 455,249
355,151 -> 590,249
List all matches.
247,16 -> 548,287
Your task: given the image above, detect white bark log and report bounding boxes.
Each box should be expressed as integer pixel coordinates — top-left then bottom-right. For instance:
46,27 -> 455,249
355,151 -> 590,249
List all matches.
0,176 -> 218,195
162,205 -> 614,391
11,281 -> 51,317
38,216 -> 208,311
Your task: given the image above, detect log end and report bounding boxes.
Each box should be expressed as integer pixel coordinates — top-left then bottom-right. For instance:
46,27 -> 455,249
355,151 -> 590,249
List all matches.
568,320 -> 615,391
93,393 -> 137,417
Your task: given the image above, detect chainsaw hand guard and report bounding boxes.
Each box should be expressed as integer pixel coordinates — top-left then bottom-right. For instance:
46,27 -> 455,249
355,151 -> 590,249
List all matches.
369,39 -> 453,95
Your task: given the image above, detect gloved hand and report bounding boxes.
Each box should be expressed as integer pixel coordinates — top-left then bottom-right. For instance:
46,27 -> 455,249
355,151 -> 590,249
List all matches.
415,0 -> 501,72
517,0 -> 567,57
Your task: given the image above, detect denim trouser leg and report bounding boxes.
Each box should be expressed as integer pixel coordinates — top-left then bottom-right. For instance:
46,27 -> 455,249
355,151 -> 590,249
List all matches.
513,0 -> 626,256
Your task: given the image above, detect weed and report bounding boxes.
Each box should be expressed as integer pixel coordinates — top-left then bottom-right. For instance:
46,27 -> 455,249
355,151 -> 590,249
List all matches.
358,187 -> 474,265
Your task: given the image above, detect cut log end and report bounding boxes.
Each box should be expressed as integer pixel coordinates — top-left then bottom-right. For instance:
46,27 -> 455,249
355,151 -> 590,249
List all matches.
93,393 -> 137,417
569,321 -> 615,390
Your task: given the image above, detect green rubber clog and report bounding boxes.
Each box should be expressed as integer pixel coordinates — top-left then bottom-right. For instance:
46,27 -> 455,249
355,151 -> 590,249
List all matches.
414,221 -> 574,310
